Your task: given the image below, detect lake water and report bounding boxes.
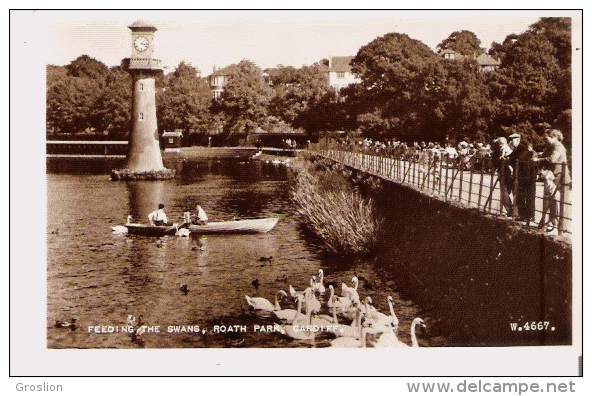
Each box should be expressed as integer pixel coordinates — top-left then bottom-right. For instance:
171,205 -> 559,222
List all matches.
46,160 -> 430,349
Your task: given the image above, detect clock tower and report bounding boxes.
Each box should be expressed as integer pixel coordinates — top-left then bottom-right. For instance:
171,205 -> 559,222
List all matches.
125,20 -> 165,173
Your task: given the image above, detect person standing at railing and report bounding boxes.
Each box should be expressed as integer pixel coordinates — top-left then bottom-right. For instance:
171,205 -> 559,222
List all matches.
492,137 -> 514,216
507,133 -> 538,223
536,129 -> 571,234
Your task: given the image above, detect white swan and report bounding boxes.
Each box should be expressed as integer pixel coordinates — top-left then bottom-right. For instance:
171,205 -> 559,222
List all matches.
312,269 -> 326,294
341,276 -> 359,301
386,296 -> 399,334
333,302 -> 363,338
279,292 -> 316,340
327,285 -> 352,310
289,284 -> 305,300
363,296 -> 392,335
302,286 -> 321,314
111,215 -> 132,233
330,317 -> 367,348
246,291 -> 282,312
175,227 -> 190,237
370,317 -> 426,347
273,290 -> 300,321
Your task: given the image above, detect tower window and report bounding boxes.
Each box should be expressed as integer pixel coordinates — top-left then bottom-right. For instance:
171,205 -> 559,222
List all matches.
139,83 -> 144,91
337,72 -> 345,79
139,113 -> 144,121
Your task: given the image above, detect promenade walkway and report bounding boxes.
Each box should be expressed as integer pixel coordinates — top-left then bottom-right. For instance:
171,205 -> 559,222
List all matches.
311,146 -> 572,239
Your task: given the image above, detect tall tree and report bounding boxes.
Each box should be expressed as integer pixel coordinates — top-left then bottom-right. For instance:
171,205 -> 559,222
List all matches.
487,17 -> 571,147
157,62 -> 213,144
349,32 -> 446,141
437,30 -> 485,56
93,66 -> 132,138
219,60 -> 272,142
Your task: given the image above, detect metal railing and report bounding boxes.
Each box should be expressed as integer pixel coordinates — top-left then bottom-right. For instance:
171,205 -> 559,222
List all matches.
310,141 -> 572,237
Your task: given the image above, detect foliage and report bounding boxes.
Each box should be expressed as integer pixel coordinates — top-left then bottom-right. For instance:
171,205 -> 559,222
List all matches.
349,32 -> 447,141
218,60 -> 273,141
291,157 -> 380,255
157,62 -> 213,144
44,17 -> 572,151
437,30 -> 485,56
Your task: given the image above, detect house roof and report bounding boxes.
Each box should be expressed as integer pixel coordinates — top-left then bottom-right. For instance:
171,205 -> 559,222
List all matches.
476,53 -> 501,66
438,49 -> 501,67
328,56 -> 354,72
163,131 -> 183,137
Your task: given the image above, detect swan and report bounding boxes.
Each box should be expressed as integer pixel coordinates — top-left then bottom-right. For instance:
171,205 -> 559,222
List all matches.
327,285 -> 352,310
330,317 -> 367,348
312,269 -> 326,294
279,292 -> 316,340
245,291 -> 283,312
370,317 -> 426,348
363,296 -> 392,335
54,318 -> 77,330
176,227 -> 190,237
332,302 -> 364,338
111,216 -> 130,234
341,276 -> 359,301
386,296 -> 399,334
302,287 -> 321,314
289,284 -> 305,300
273,290 -> 300,321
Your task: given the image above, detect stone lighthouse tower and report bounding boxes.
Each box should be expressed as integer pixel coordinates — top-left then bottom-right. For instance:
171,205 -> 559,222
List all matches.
113,20 -> 173,180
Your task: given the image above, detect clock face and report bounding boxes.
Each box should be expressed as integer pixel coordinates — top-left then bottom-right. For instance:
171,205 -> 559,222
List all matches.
134,36 -> 149,52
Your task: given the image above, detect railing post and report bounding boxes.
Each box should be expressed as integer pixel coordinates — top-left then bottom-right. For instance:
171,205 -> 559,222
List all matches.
558,163 -> 567,235
477,159 -> 485,210
459,162 -> 464,203
468,158 -> 474,206
512,162 -> 520,219
445,156 -> 450,202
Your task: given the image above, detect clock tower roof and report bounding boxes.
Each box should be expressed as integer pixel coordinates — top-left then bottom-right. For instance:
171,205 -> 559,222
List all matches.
128,20 -> 157,32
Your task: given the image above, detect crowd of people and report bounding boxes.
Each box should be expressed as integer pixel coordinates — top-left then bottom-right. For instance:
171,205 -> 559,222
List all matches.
334,129 -> 571,235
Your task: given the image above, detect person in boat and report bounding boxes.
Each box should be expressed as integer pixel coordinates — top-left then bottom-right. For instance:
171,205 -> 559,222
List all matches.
148,203 -> 168,226
192,204 -> 208,225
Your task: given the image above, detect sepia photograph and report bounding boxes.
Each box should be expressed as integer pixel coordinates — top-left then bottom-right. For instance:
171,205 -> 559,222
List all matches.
10,8 -> 582,378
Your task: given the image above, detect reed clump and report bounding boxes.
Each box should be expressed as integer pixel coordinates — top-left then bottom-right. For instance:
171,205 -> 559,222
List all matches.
291,158 -> 380,255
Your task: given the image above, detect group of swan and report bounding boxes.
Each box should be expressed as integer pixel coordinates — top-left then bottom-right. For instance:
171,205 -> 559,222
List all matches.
245,269 -> 427,347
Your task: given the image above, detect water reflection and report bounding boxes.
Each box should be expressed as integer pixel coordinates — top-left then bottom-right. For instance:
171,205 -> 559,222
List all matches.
126,181 -> 168,223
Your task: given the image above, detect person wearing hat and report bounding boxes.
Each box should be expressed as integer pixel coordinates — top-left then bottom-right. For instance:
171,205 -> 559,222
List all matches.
148,203 -> 168,226
507,133 -> 537,222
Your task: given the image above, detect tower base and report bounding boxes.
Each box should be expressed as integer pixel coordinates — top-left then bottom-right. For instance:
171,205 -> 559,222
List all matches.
110,168 -> 176,181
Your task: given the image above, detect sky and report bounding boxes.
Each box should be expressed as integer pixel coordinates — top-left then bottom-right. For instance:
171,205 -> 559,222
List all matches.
12,10 -> 580,75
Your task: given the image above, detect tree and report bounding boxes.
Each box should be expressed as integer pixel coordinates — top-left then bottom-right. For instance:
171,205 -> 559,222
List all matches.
66,55 -> 109,81
93,66 -> 132,138
349,32 -> 446,141
267,63 -> 332,128
46,75 -> 100,134
437,30 -> 485,56
487,17 -> 571,146
157,62 -> 213,144
218,60 -> 272,142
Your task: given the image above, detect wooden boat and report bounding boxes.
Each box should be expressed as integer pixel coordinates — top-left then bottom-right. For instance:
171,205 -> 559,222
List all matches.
185,217 -> 278,234
112,223 -> 181,237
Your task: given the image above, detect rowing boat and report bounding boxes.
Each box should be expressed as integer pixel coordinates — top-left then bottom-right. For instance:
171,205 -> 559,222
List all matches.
185,217 -> 278,234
